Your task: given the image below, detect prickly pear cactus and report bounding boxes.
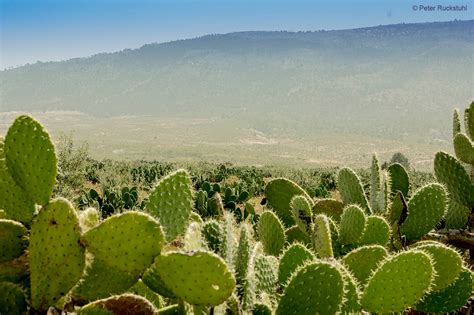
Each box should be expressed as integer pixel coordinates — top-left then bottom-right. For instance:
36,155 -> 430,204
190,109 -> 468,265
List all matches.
80,293 -> 157,315
235,223 -> 253,286
0,219 -> 28,263
265,178 -> 312,226
445,199 -> 471,229
258,211 -> 286,256
400,183 -> 447,240
127,279 -> 162,309
338,263 -> 362,313
434,151 -> 471,206
145,169 -> 193,241
339,205 -> 366,245
29,198 -> 85,311
361,250 -> 434,313
0,281 -> 27,315
252,303 -> 272,315
276,261 -> 344,315
285,225 -> 311,246
144,250 -> 236,306
342,245 -> 388,286
412,242 -> 462,291
4,115 -> 57,205
78,207 -> 100,232
415,267 -> 473,313
254,255 -> 278,298
369,153 -> 386,213
289,195 -> 313,235
312,214 -> 333,258
183,222 -> 205,251
358,215 -> 390,246
278,243 -> 314,286
312,198 -> 344,222
337,167 -> 371,214
220,211 -> 238,267
202,219 -> 222,252
454,133 -> 474,164
82,211 -> 164,275
387,163 -> 410,197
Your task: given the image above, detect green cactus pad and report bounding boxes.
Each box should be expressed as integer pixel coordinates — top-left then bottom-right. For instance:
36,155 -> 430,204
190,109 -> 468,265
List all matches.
0,281 -> 27,315
202,219 -> 222,252
412,242 -> 462,291
236,223 -> 253,285
434,151 -> 471,206
82,211 -> 164,275
79,207 -> 100,232
254,255 -> 278,297
445,199 -> 470,229
339,205 -> 366,245
400,183 -> 446,240
145,250 -> 236,306
361,250 -> 434,313
265,178 -> 312,226
312,198 -> 344,222
337,167 -> 371,214
0,219 -> 28,263
289,195 -> 313,235
0,138 -> 35,223
388,163 -> 410,197
312,214 -> 333,258
464,101 -> 474,140
188,211 -> 203,224
454,132 -> 474,164
358,215 -> 390,246
338,264 -> 362,313
278,243 -> 314,286
0,253 -> 29,283
142,261 -> 175,299
276,261 -> 344,315
252,303 -> 272,315
258,211 -> 286,256
388,191 -> 405,225
415,267 -> 473,313
29,198 -> 85,310
80,293 -> 157,315
453,109 -> 462,137
183,222 -> 205,251
342,245 -> 388,286
127,279 -> 162,309
285,225 -> 311,246
369,154 -> 383,213
4,115 -> 57,205
145,169 -> 194,241
220,211 -> 237,267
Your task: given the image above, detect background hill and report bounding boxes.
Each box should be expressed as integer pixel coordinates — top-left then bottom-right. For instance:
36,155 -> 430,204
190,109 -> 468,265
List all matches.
0,20 -> 473,168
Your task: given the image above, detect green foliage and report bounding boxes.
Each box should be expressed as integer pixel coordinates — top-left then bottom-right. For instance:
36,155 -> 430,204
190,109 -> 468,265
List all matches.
445,199 -> 471,229
358,215 -> 390,246
311,214 -> 333,258
0,219 -> 28,263
339,205 -> 366,245
400,183 -> 446,240
276,261 -> 344,315
80,293 -> 157,315
361,250 -> 434,313
78,207 -> 100,231
434,151 -> 471,206
254,254 -> 278,299
265,178 -> 312,226
387,163 -> 410,197
278,243 -> 314,286
145,169 -> 194,241
312,198 -> 344,222
144,250 -> 236,306
337,167 -> 371,214
258,211 -> 286,256
342,245 -> 388,286
235,223 -> 253,287
0,281 -> 27,315
202,219 -> 222,252
454,132 -> 474,164
289,195 -> 312,235
285,225 -> 311,246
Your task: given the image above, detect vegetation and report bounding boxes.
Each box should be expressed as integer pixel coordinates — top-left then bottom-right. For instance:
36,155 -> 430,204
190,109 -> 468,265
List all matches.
0,102 -> 473,314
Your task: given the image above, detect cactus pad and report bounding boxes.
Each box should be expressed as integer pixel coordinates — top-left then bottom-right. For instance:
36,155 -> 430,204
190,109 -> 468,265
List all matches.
312,214 -> 333,258
415,267 -> 473,313
0,281 -> 27,315
258,211 -> 286,256
289,195 -> 313,235
82,211 -> 164,275
413,242 -> 462,291
358,215 -> 390,246
312,198 -> 344,222
285,225 -> 311,246
202,219 -> 222,252
0,219 -> 28,263
276,261 -> 344,315
236,223 -> 253,285
342,245 -> 388,286
145,250 -> 236,306
464,101 -> 474,139
278,243 -> 315,286
252,303 -> 272,315
453,109 -> 462,137
434,152 -> 471,206
339,205 -> 366,245
29,198 -> 85,310
145,169 -> 193,241
338,264 -> 362,313
80,293 -> 157,315
337,167 -> 371,214
400,183 -> 446,240
4,115 -> 57,205
388,163 -> 410,197
254,254 -> 278,297
265,178 -> 311,226
454,132 -> 474,164
183,222 -> 205,251
127,280 -> 162,309
445,199 -> 470,229
79,207 -> 100,232
361,250 -> 434,313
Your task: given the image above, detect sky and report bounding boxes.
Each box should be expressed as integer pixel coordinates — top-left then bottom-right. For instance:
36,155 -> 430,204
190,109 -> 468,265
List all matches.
0,0 -> 472,69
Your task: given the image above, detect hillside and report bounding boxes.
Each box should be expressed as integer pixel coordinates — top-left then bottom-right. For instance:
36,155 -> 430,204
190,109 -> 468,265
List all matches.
0,20 -> 473,167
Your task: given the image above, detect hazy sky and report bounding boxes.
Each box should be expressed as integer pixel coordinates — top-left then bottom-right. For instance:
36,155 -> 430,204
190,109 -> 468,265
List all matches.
1,0 -> 472,69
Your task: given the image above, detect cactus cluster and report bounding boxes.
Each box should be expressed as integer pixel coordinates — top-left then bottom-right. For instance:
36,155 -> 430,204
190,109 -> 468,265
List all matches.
1,104 -> 473,314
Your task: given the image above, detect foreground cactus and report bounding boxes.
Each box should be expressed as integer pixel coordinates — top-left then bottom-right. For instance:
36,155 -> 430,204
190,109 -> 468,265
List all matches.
342,245 -> 388,286
0,219 -> 28,263
337,167 -> 371,214
80,293 -> 157,315
258,210 -> 285,256
339,205 -> 366,245
0,281 -> 27,315
277,243 -> 314,286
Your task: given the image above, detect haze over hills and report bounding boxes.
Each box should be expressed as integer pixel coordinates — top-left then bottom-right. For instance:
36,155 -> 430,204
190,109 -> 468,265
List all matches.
0,20 -> 473,168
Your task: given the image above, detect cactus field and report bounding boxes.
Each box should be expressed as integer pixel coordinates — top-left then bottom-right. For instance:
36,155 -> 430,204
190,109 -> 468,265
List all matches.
1,102 -> 474,314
